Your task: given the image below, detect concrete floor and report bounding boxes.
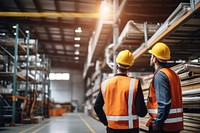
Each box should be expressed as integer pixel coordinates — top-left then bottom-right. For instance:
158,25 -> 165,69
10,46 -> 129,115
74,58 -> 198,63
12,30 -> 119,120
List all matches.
0,113 -> 147,133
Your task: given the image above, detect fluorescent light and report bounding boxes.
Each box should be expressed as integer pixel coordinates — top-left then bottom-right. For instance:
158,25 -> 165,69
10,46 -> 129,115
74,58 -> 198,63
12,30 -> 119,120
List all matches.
74,56 -> 79,60
74,37 -> 81,41
74,44 -> 80,47
74,50 -> 80,55
75,27 -> 82,33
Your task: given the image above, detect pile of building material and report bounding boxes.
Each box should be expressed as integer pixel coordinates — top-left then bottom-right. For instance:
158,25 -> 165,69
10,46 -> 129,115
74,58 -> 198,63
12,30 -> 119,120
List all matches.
140,62 -> 200,132
171,63 -> 200,109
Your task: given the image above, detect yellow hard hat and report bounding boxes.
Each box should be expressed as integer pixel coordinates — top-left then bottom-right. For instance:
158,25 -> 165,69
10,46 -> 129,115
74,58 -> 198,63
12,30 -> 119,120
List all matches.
148,42 -> 171,60
116,50 -> 134,67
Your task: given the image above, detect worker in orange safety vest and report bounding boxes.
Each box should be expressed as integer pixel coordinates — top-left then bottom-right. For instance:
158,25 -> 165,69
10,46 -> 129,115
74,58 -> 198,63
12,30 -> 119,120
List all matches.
146,42 -> 183,133
94,50 -> 147,133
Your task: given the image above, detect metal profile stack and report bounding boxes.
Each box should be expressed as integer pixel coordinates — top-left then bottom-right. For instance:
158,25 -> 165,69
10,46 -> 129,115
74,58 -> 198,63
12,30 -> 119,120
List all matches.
171,63 -> 200,132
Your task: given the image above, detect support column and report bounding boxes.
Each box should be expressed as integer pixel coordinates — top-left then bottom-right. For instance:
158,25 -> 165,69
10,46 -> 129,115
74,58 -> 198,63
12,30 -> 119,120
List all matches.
113,0 -> 119,74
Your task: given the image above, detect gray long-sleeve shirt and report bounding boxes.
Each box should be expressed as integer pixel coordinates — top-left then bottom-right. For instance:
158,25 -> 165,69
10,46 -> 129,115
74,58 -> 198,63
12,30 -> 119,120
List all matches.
153,66 -> 171,128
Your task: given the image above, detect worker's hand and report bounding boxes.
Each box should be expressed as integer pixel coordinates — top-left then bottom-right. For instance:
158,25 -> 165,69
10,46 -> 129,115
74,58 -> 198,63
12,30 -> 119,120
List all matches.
151,119 -> 160,131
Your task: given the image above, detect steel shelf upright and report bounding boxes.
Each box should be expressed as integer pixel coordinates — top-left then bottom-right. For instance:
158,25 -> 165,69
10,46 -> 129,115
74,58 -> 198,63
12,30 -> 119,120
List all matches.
25,31 -> 30,97
10,25 -> 32,126
10,24 -> 19,127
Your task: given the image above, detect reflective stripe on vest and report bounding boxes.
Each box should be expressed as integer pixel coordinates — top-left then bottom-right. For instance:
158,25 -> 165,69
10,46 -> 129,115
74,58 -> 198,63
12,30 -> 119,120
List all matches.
164,117 -> 183,123
148,108 -> 183,114
107,115 -> 139,121
102,78 -> 138,128
148,108 -> 183,124
102,79 -> 109,97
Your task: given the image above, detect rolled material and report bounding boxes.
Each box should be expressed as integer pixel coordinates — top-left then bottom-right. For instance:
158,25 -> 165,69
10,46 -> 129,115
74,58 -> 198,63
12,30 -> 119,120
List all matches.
182,88 -> 200,96
175,64 -> 200,74
182,97 -> 200,103
181,77 -> 200,86
179,71 -> 200,81
182,83 -> 200,91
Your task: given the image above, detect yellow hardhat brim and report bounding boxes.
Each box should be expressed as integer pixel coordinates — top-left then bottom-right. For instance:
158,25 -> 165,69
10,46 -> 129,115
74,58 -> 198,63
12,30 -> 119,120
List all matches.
148,49 -> 153,55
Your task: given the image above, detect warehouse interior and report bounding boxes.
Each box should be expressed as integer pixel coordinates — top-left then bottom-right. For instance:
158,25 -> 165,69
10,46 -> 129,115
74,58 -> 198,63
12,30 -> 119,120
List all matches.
0,0 -> 200,132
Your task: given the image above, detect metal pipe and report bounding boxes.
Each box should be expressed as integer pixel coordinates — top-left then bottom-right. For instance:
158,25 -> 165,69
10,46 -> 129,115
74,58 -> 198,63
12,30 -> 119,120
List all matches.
114,0 -> 128,24
182,97 -> 200,102
176,64 -> 200,74
144,22 -> 148,43
114,20 -> 135,51
182,88 -> 200,96
165,3 -> 190,24
179,71 -> 193,80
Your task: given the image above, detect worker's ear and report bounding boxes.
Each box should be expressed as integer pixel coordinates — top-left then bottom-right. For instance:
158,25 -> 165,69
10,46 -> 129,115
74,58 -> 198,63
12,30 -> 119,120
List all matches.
116,64 -> 119,70
152,56 -> 157,63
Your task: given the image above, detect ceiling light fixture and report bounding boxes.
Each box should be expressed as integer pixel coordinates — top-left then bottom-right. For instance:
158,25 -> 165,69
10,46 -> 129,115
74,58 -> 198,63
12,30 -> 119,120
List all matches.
75,27 -> 82,33
74,56 -> 79,60
74,44 -> 80,47
74,37 -> 81,41
74,50 -> 80,55
0,33 -> 5,36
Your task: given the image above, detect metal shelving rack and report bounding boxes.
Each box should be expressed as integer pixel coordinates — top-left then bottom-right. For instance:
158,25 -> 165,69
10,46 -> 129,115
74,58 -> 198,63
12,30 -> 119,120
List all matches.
0,24 -> 51,126
0,24 -> 33,126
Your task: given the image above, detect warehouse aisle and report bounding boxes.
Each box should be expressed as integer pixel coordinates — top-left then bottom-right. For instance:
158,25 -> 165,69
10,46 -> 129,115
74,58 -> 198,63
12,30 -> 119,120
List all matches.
0,113 -> 106,133
0,113 -> 147,133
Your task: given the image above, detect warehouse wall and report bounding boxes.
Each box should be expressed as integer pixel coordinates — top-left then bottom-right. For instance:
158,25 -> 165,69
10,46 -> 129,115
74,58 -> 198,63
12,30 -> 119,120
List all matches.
50,67 -> 85,112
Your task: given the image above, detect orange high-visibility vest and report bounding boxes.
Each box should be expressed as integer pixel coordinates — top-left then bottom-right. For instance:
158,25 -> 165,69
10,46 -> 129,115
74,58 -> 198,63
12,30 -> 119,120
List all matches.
101,76 -> 139,129
147,68 -> 183,132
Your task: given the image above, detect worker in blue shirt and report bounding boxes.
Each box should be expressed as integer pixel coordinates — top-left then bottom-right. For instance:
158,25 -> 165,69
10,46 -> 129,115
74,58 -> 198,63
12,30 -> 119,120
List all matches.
146,42 -> 183,133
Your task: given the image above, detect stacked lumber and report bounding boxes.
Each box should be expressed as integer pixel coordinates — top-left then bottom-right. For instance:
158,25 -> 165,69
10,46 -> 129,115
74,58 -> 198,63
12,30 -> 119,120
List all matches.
140,62 -> 200,132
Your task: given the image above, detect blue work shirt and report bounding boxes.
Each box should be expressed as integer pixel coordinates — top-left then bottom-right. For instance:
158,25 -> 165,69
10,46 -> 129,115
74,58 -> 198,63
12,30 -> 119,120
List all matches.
153,66 -> 171,128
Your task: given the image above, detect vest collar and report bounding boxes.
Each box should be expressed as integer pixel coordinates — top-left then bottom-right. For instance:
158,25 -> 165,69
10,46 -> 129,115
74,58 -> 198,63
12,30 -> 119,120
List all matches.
115,73 -> 128,77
